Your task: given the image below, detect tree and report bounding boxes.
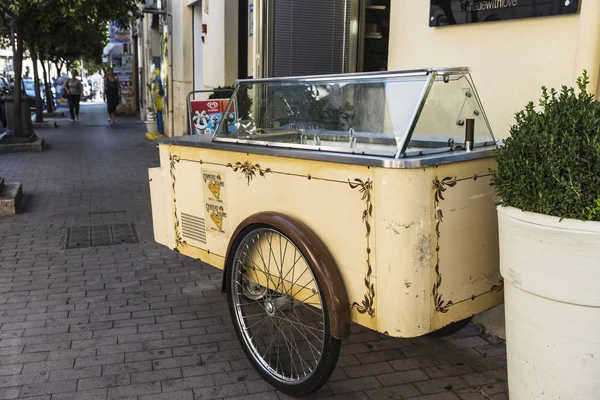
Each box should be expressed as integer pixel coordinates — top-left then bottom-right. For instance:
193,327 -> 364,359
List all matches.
1,0 -> 142,133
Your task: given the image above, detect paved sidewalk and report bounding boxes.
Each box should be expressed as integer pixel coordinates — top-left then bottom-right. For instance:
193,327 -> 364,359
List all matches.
0,104 -> 508,400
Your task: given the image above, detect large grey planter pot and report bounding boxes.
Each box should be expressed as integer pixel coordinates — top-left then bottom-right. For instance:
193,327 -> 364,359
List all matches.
498,206 -> 600,399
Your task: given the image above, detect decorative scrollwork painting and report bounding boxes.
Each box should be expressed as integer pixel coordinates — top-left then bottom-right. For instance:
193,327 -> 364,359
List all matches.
432,174 -> 502,313
349,178 -> 375,317
169,155 -> 186,247
432,176 -> 457,313
226,161 -> 272,185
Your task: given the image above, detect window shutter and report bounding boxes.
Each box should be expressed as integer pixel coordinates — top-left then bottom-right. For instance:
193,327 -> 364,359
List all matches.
273,0 -> 352,77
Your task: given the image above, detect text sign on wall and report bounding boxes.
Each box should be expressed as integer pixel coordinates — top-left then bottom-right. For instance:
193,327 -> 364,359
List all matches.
430,0 -> 579,27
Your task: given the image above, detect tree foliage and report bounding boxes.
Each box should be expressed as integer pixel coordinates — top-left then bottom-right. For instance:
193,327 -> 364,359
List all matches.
1,0 -> 142,129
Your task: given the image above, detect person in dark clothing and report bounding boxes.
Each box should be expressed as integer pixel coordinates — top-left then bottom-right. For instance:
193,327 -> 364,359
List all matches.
103,67 -> 121,125
63,70 -> 83,121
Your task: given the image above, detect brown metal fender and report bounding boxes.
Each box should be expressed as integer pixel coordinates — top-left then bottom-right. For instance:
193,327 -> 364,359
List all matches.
222,212 -> 350,339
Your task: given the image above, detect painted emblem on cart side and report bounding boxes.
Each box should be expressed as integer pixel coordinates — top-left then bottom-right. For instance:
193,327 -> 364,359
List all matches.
203,173 -> 224,201
206,204 -> 227,232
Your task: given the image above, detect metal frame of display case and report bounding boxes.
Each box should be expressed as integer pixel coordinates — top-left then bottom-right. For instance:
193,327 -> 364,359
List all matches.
208,67 -> 497,165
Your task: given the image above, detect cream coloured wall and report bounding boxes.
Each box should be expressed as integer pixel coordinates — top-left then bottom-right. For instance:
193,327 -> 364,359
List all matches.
202,0 -> 239,88
388,0 -> 600,139
168,1 -> 194,136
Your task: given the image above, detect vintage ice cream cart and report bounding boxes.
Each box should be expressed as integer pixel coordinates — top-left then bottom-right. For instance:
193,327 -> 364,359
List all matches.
149,67 -> 503,396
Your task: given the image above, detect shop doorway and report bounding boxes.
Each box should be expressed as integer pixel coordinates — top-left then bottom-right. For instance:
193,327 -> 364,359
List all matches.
358,0 -> 390,72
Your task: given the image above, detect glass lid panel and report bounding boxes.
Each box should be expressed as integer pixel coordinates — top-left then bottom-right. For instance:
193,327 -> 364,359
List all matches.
403,73 -> 494,154
213,72 -> 430,157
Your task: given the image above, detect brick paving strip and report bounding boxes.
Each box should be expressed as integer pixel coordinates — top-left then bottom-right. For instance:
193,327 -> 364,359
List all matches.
0,103 -> 508,399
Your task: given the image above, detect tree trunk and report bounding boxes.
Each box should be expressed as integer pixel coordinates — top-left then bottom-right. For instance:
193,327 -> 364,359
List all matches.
13,23 -> 24,136
30,45 -> 44,123
41,57 -> 54,113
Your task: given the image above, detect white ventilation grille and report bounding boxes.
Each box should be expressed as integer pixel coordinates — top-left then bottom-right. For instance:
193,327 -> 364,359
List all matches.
181,213 -> 207,244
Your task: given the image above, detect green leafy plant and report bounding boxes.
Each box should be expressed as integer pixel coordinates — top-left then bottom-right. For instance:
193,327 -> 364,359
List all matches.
490,71 -> 600,221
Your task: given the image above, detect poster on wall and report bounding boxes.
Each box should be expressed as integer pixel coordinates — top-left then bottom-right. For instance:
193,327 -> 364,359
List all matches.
190,99 -> 236,135
114,56 -> 135,115
55,96 -> 69,110
202,168 -> 228,235
109,21 -> 132,43
429,0 -> 579,27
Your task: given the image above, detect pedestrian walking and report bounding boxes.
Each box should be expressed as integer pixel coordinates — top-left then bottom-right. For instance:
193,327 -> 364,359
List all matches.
63,70 -> 83,121
103,67 -> 121,125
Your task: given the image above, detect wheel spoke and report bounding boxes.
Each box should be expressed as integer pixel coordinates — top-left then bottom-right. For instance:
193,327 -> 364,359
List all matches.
229,228 -> 330,387
271,316 -> 314,374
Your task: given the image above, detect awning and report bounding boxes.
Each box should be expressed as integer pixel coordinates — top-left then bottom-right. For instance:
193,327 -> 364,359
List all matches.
102,43 -> 124,63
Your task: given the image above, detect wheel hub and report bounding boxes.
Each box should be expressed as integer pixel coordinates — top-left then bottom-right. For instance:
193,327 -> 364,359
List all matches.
265,300 -> 276,316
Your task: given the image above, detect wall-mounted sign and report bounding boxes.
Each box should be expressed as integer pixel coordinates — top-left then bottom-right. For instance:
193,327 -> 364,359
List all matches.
430,0 -> 579,27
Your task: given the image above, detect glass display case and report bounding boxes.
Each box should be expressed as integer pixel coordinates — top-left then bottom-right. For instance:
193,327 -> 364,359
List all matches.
214,67 -> 496,158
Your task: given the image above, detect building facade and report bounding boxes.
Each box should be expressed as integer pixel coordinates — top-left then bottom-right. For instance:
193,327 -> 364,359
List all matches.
152,0 -> 600,139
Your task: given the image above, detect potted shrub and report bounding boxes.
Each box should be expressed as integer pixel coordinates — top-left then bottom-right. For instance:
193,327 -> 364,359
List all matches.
491,72 -> 600,399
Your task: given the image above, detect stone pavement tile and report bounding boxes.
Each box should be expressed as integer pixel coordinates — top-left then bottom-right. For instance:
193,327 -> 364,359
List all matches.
139,390 -> 194,400
364,383 -> 421,399
0,346 -> 24,356
244,378 -> 274,394
376,369 -> 430,387
161,375 -> 215,392
0,371 -> 49,387
407,393 -> 461,400
74,354 -> 124,368
49,366 -> 102,382
343,361 -> 395,379
390,356 -> 440,372
0,364 -> 23,376
414,376 -> 470,395
0,386 -> 20,399
124,349 -> 173,363
432,349 -> 483,365
47,348 -> 97,360
226,392 -> 279,400
170,343 -> 219,357
193,382 -> 248,399
152,355 -> 202,370
130,367 -> 182,384
20,379 -> 77,397
474,345 -> 506,358
107,381 -> 162,399
102,361 -> 153,377
441,337 -> 490,351
212,369 -> 260,385
423,363 -> 476,379
454,382 -> 508,399
51,388 -> 108,400
77,376 -> 119,391
22,358 -> 74,373
180,361 -> 231,377
328,376 -> 382,394
464,357 -> 506,372
355,348 -> 406,364
460,369 -> 507,387
117,332 -> 163,344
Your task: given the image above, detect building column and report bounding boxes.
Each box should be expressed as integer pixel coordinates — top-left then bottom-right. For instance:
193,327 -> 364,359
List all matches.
574,0 -> 600,96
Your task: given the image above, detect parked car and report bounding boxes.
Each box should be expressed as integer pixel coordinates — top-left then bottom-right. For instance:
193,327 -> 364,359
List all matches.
0,76 -> 10,128
22,78 -> 46,110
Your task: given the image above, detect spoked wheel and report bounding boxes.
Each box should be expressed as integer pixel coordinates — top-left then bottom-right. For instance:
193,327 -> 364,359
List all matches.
226,226 -> 341,397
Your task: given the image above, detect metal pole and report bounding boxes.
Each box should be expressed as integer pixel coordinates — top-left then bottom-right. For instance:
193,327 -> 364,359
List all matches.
10,20 -> 16,80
